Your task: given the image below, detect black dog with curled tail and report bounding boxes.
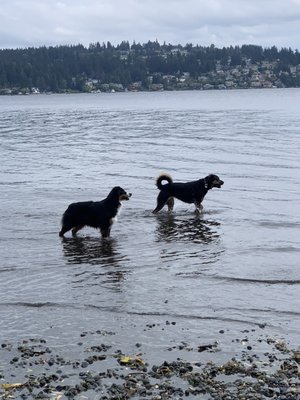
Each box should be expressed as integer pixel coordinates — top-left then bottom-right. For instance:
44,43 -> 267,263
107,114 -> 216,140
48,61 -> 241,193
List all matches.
152,173 -> 224,214
59,186 -> 131,239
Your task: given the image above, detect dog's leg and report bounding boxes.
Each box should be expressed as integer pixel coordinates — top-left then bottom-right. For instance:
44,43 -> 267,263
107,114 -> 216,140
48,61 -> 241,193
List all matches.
166,197 -> 174,211
59,225 -> 72,237
100,227 -> 111,239
194,201 -> 203,215
72,225 -> 83,236
152,191 -> 171,214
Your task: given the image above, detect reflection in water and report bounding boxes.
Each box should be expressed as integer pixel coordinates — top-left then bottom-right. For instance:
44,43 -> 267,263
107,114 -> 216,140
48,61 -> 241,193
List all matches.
155,213 -> 220,244
62,236 -> 119,265
61,237 -> 128,292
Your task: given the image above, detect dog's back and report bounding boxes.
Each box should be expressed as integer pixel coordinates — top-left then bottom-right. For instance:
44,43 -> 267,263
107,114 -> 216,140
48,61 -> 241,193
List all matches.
168,181 -> 202,203
61,200 -> 107,229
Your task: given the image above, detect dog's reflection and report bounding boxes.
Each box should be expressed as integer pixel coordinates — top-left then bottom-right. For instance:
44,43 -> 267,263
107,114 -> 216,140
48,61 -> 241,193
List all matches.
62,236 -> 119,265
155,213 -> 220,244
61,237 -> 127,291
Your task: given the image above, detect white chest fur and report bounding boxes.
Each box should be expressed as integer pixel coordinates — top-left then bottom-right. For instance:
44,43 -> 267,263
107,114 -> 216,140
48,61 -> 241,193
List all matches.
111,203 -> 122,224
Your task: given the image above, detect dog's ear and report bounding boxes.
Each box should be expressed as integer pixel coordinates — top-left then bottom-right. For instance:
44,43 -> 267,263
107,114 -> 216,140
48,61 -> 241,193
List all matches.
205,174 -> 215,184
108,186 -> 124,198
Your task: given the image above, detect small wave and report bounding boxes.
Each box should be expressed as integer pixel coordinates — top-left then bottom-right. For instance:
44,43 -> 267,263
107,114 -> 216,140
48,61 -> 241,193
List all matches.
217,306 -> 300,317
236,245 -> 300,255
0,181 -> 30,185
268,246 -> 300,253
211,276 -> 300,285
258,221 -> 300,229
0,301 -> 75,308
1,302 -> 298,326
119,311 -> 272,328
0,268 -> 18,273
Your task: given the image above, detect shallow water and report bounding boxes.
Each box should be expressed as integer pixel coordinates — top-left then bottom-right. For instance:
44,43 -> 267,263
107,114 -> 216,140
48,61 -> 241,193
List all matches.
0,89 -> 299,356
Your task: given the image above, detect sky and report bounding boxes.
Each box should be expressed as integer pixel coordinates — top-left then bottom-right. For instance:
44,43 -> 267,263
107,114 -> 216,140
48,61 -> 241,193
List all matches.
0,0 -> 300,50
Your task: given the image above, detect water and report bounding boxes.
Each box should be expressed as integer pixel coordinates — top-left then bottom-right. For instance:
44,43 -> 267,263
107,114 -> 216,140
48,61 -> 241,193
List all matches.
0,89 -> 299,358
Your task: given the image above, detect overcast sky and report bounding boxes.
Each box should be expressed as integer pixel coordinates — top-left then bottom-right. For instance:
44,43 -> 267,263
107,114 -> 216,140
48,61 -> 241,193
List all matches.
1,0 -> 300,50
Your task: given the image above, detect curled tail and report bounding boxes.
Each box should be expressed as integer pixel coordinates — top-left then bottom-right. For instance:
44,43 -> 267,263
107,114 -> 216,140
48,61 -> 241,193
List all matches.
156,173 -> 173,190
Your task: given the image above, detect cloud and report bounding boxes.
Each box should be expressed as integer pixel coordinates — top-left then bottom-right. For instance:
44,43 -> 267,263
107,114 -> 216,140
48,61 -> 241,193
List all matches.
0,0 -> 300,49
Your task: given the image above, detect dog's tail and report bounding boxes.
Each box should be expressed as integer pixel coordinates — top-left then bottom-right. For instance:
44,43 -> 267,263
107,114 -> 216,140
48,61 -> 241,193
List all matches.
156,173 -> 173,190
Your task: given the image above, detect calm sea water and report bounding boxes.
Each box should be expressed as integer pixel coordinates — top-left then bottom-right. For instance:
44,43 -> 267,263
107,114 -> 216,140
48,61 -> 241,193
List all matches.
0,89 -> 299,356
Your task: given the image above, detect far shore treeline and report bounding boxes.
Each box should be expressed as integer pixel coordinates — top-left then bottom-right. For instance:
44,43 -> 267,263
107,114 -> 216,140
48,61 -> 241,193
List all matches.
1,40 -> 300,94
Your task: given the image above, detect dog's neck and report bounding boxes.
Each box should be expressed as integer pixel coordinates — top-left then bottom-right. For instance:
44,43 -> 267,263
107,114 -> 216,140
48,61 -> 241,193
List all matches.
203,177 -> 209,190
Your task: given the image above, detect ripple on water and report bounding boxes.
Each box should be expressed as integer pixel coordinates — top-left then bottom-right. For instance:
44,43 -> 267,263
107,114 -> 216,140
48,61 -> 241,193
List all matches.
1,90 -> 300,343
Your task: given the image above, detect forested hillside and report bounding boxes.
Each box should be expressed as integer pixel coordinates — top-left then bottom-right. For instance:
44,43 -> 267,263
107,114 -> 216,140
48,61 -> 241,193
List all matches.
1,41 -> 300,93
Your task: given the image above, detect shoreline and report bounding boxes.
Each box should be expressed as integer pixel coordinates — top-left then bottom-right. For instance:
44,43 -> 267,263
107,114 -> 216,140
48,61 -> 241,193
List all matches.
0,86 -> 294,96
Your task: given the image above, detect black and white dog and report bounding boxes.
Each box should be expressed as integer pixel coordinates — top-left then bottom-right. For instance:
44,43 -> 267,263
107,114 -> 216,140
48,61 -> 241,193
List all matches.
59,186 -> 131,238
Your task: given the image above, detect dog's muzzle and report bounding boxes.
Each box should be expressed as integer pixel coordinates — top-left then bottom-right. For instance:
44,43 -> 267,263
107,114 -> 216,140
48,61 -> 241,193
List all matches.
120,192 -> 132,200
215,180 -> 224,188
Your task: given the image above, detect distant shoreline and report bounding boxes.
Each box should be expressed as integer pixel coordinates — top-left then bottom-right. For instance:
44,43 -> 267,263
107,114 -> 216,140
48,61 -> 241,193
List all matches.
0,85 -> 294,96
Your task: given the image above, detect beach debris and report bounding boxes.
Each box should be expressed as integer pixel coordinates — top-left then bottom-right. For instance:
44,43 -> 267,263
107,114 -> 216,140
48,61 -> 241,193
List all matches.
292,351 -> 300,363
198,342 -> 218,352
119,355 -> 145,367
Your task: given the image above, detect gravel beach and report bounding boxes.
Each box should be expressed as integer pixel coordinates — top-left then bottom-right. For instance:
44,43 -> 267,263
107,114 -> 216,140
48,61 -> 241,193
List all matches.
1,322 -> 299,400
